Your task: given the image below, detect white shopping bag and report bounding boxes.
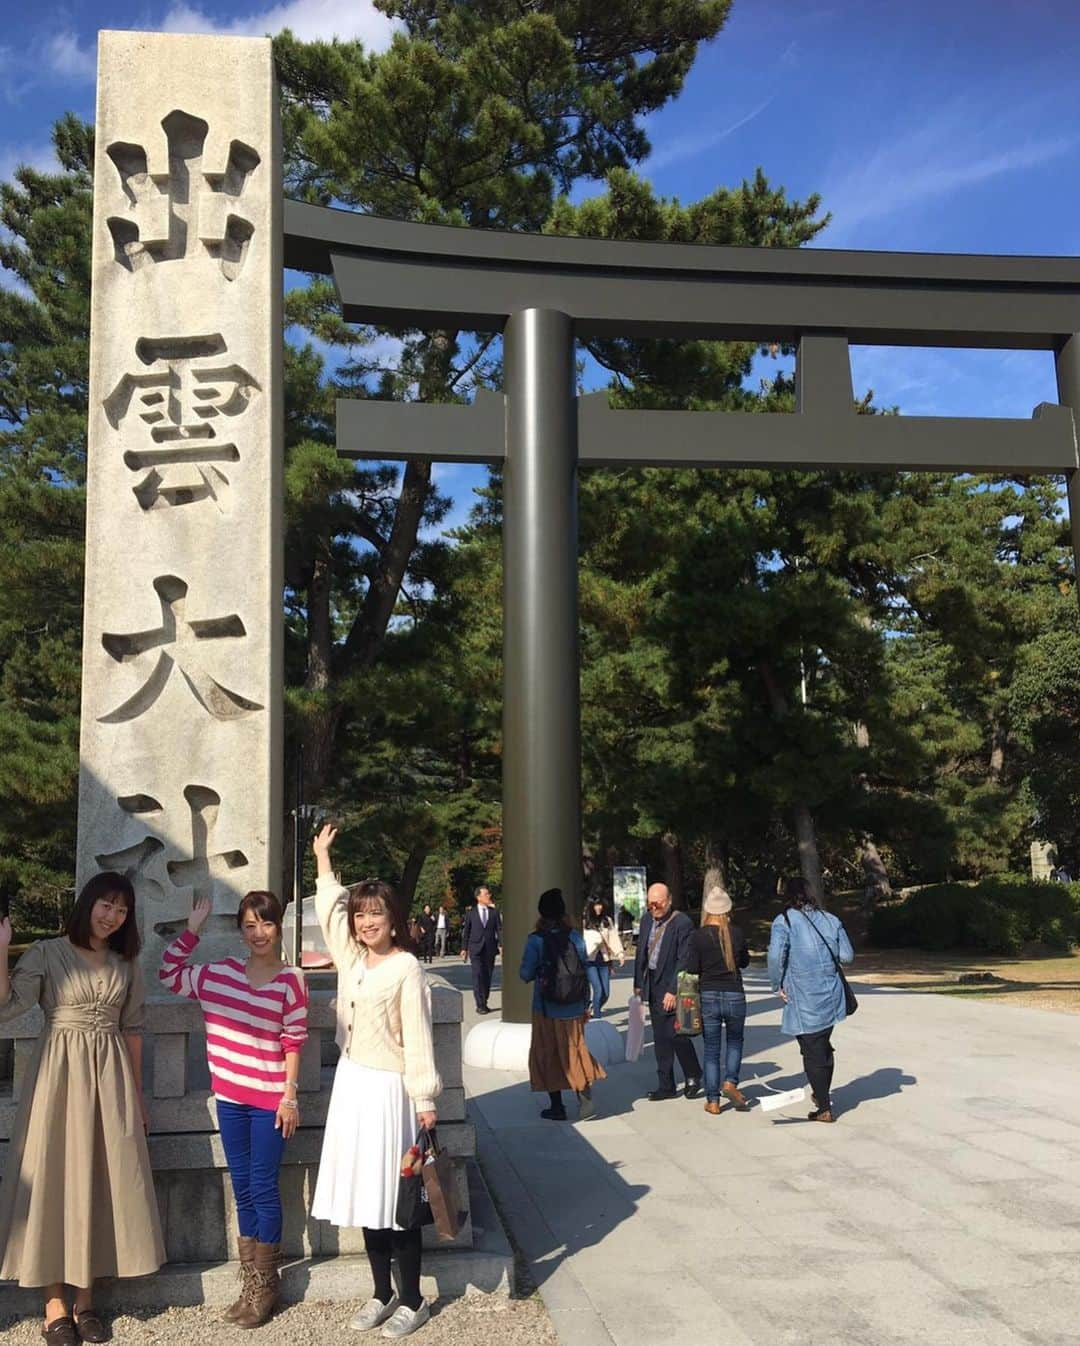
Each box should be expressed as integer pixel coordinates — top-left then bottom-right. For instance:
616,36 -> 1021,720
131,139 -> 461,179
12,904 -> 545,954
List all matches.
625,993 -> 646,1062
759,1084 -> 807,1113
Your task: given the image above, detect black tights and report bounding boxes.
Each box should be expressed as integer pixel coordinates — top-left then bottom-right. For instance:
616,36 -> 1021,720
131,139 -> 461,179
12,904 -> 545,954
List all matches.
797,1027 -> 835,1108
362,1226 -> 423,1310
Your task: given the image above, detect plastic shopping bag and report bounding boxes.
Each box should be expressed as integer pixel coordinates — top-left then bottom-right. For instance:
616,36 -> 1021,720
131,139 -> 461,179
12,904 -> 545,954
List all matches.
626,992 -> 646,1062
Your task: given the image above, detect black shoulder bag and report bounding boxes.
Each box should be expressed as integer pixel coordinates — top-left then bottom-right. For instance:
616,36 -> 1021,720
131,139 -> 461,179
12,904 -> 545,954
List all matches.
800,910 -> 858,1017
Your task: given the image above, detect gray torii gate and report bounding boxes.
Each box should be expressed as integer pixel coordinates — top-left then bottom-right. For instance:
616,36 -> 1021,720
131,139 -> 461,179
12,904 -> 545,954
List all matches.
284,202 -> 1080,1024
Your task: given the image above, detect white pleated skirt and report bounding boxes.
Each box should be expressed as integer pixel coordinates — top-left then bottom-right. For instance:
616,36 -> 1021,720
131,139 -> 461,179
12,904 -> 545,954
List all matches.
312,1056 -> 417,1230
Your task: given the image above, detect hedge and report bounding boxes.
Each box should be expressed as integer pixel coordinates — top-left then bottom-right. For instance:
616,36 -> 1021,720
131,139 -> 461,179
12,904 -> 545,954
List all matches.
868,876 -> 1080,955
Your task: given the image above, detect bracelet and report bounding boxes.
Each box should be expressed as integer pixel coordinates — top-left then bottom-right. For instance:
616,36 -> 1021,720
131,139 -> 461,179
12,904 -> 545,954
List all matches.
280,1099 -> 298,1110
283,1081 -> 298,1093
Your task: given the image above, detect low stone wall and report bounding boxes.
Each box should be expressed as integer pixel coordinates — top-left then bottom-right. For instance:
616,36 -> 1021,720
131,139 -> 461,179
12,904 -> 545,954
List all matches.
0,974 -> 472,1261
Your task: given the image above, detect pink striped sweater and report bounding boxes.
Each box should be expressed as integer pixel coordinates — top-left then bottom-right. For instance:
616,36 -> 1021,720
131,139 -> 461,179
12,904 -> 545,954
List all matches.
159,930 -> 309,1111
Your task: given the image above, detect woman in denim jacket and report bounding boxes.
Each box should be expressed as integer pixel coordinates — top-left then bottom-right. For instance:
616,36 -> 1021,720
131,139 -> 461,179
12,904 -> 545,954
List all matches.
767,877 -> 854,1123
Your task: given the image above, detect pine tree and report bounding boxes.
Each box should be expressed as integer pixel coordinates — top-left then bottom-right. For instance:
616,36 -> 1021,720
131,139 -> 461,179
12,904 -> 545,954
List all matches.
0,115 -> 93,923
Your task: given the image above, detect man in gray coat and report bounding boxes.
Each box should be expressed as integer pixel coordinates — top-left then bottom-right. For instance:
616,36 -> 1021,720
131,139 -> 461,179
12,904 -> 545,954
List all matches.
633,883 -> 702,1100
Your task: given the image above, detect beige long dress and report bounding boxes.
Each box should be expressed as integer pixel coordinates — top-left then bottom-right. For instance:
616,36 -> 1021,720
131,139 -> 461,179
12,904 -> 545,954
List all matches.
0,938 -> 165,1287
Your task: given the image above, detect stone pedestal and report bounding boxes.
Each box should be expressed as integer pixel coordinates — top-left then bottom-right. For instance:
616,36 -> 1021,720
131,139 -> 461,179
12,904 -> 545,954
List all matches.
79,30 -> 283,974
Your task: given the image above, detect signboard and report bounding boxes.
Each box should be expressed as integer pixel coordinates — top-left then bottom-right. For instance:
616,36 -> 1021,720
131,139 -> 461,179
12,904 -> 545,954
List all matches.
613,866 -> 647,933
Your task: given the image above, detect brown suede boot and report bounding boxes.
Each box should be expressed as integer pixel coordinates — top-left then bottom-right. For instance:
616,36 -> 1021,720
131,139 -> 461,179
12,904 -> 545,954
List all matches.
223,1235 -> 257,1323
235,1241 -> 281,1328
722,1081 -> 749,1111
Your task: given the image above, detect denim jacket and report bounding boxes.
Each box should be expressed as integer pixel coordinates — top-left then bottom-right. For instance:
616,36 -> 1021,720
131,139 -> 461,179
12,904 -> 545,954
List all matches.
519,928 -> 590,1019
767,907 -> 854,1036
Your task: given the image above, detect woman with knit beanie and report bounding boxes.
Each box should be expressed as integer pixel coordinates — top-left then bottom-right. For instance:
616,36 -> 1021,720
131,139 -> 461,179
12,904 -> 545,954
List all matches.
310,825 -> 441,1339
683,886 -> 751,1116
519,888 -> 605,1122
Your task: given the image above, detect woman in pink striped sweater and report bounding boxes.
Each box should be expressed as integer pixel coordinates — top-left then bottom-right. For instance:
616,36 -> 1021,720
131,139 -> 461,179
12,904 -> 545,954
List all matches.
159,891 -> 308,1328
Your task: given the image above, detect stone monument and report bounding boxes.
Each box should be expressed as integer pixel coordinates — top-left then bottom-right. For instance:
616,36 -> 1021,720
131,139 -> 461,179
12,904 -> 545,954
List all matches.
77,30 -> 282,972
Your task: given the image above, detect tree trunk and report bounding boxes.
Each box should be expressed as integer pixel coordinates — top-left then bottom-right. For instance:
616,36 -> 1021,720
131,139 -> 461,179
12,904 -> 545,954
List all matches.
661,832 -> 684,908
792,800 -> 827,909
853,721 -> 891,909
988,718 -> 1006,783
300,332 -> 457,803
399,843 -> 429,908
760,660 -> 826,907
702,836 -> 730,901
859,834 -> 892,910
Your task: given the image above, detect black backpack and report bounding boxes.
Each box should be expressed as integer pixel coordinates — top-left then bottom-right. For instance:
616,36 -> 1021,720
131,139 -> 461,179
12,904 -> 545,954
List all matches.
538,929 -> 589,1006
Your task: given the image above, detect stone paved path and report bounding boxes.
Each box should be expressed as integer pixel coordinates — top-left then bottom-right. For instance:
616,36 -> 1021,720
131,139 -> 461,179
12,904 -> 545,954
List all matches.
444,957 -> 1080,1346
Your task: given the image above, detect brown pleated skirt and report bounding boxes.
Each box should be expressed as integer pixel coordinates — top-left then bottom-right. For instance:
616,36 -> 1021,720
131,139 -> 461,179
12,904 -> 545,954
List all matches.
528,1012 -> 607,1093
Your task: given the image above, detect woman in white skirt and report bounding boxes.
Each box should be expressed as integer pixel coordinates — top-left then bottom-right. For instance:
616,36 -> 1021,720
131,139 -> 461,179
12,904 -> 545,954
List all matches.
311,825 -> 441,1339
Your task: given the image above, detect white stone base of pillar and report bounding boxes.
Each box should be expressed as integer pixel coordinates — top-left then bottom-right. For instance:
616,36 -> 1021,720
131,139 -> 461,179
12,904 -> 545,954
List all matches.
463,1017 -> 624,1071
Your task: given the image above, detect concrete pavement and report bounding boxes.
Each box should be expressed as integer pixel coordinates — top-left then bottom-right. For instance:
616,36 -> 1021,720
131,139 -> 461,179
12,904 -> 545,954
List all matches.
439,953 -> 1080,1346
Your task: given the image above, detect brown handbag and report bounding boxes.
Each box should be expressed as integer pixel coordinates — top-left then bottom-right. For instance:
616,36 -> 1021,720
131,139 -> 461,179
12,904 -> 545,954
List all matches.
420,1129 -> 462,1242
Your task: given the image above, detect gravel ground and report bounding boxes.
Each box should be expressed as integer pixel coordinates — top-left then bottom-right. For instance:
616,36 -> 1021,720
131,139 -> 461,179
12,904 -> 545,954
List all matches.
0,1294 -> 559,1346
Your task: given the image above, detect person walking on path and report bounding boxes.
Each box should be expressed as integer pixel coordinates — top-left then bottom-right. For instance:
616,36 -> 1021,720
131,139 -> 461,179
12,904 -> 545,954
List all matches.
683,887 -> 751,1116
434,906 -> 448,958
460,885 -> 501,1014
581,897 -> 625,1017
0,873 -> 165,1346
311,825 -> 441,1339
519,888 -> 606,1121
417,906 -> 436,964
158,889 -> 308,1328
767,877 -> 855,1123
633,883 -> 702,1101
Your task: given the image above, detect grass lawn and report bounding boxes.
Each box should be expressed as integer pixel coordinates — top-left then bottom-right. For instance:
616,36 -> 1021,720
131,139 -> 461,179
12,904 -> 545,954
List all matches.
847,948 -> 1080,1014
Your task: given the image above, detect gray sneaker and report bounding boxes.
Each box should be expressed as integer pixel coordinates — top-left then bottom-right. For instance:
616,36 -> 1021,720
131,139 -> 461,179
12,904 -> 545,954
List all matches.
350,1298 -> 397,1331
380,1301 -> 431,1338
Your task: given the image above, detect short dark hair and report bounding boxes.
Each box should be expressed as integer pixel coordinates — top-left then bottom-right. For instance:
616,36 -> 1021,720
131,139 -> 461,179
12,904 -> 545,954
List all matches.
236,890 -> 284,932
347,879 -> 417,955
474,884 -> 490,900
66,871 -> 140,960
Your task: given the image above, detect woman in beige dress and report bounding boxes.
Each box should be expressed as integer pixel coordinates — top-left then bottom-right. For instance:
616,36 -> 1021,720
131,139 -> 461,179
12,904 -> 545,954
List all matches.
0,872 -> 165,1345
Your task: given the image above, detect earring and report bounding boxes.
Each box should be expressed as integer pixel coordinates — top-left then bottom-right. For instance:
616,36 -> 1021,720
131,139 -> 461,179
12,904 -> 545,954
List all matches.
391,929 -> 396,937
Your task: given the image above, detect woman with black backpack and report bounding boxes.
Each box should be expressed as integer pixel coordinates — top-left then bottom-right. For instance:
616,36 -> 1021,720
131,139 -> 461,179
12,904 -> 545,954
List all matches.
519,888 -> 605,1121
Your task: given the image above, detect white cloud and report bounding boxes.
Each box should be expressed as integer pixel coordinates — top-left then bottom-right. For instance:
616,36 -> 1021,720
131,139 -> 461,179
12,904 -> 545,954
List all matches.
648,97 -> 774,172
44,31 -> 96,83
0,140 -> 58,185
819,99 -> 1077,246
161,0 -> 396,46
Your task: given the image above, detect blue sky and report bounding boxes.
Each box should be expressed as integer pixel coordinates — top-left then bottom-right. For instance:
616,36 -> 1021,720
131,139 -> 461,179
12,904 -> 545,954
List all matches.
4,0 -> 1080,530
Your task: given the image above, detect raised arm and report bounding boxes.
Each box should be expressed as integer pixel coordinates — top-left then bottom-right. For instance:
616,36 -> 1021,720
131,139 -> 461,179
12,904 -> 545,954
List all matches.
0,927 -> 45,1023
312,824 -> 355,969
158,896 -> 211,999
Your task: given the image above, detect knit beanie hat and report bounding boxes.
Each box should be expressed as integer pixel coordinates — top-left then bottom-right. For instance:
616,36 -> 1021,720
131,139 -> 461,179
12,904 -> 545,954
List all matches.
538,888 -> 566,919
703,886 -> 733,916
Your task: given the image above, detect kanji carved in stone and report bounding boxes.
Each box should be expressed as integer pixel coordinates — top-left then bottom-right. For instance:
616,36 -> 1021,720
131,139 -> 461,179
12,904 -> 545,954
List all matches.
104,334 -> 259,511
106,109 -> 260,278
99,575 -> 264,722
166,784 -> 249,901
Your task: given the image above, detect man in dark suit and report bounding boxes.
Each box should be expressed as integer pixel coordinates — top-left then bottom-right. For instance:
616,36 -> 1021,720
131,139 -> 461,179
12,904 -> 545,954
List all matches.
461,884 -> 502,1014
633,882 -> 701,1100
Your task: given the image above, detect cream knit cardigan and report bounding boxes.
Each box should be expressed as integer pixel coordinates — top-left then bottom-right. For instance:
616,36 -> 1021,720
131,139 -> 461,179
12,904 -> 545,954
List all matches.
316,874 -> 442,1113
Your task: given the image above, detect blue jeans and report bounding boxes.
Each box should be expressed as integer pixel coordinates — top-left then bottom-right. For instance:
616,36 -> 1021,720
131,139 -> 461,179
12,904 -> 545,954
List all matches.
217,1098 -> 287,1244
701,990 -> 746,1103
586,960 -> 611,1016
